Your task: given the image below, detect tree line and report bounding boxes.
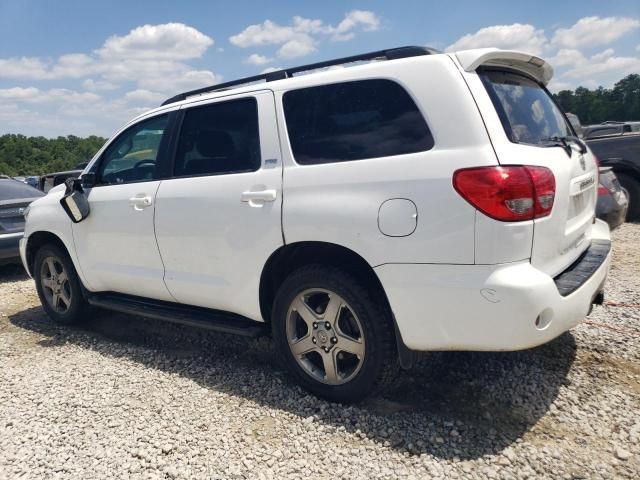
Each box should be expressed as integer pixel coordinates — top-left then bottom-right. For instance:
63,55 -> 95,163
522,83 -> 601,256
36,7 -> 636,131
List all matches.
0,74 -> 638,177
0,135 -> 106,177
553,74 -> 640,126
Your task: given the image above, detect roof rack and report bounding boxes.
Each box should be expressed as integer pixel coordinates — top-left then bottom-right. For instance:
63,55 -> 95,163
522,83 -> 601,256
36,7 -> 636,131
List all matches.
161,46 -> 438,106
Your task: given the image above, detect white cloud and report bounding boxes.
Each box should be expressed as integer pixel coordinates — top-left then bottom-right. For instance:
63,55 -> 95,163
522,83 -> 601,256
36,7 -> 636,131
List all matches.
331,10 -> 380,41
82,79 -> 118,91
0,57 -> 51,80
138,69 -> 222,93
446,23 -> 548,55
548,49 -> 586,68
0,23 -> 222,136
230,20 -> 295,47
0,23 -> 219,92
548,47 -> 640,91
124,89 -> 164,104
98,23 -> 213,61
0,87 -> 100,104
563,54 -> 640,78
552,16 -> 640,48
246,53 -> 273,65
229,11 -> 380,58
260,66 -> 282,74
277,36 -> 316,59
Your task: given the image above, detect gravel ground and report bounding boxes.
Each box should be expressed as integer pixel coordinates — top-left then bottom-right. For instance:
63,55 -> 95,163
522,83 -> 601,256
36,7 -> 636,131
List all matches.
1,224 -> 639,480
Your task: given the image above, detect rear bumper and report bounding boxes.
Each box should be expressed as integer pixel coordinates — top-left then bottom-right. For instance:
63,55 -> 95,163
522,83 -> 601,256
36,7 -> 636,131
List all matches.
375,219 -> 612,351
0,232 -> 22,261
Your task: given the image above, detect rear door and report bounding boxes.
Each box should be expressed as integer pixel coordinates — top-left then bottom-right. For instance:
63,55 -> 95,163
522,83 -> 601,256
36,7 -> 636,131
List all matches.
154,90 -> 283,321
462,66 -> 598,276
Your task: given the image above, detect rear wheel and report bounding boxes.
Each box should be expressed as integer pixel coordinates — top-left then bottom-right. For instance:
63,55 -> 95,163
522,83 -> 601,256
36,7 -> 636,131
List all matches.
272,265 -> 399,403
616,172 -> 640,221
34,244 -> 88,325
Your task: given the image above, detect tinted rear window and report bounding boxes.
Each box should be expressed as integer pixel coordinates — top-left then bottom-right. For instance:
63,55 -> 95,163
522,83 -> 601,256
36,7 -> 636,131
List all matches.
0,179 -> 44,201
480,70 -> 572,146
283,79 -> 434,165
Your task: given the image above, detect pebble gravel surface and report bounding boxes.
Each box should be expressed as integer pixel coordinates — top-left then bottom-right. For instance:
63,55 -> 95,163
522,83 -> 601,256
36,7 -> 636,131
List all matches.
1,224 -> 639,479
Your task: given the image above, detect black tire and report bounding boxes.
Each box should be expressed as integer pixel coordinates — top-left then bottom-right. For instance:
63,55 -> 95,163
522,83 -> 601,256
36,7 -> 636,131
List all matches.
272,265 -> 399,403
617,172 -> 640,221
33,243 -> 89,325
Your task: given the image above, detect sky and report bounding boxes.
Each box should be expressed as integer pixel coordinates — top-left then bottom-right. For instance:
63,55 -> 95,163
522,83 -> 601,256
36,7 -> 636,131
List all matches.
0,0 -> 638,137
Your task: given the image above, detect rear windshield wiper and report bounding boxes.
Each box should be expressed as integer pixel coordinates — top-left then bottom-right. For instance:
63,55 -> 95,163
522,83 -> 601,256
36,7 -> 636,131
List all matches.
540,135 -> 587,156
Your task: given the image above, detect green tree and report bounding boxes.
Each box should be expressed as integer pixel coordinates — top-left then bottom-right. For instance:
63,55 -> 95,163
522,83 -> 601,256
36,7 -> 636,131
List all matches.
554,74 -> 640,125
0,134 -> 106,176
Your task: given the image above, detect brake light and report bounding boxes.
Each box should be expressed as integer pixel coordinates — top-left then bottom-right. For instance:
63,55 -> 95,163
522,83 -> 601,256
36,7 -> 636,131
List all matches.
598,185 -> 610,196
453,166 -> 555,222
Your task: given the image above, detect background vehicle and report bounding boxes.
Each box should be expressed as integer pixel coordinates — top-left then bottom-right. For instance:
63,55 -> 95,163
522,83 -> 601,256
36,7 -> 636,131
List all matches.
0,178 -> 43,265
38,162 -> 88,193
20,47 -> 611,402
25,176 -> 40,189
570,116 -> 640,220
596,167 -> 628,230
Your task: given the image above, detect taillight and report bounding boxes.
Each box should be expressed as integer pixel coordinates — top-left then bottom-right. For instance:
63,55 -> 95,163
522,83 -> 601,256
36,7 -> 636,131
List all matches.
598,185 -> 610,196
453,166 -> 555,222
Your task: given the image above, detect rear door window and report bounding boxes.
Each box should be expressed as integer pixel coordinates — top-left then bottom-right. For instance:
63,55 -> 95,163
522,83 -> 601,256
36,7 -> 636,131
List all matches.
173,97 -> 260,177
480,70 -> 573,146
283,79 -> 434,165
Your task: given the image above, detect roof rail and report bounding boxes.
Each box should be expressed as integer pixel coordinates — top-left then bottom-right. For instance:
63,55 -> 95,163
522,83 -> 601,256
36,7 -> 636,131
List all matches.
161,46 -> 438,106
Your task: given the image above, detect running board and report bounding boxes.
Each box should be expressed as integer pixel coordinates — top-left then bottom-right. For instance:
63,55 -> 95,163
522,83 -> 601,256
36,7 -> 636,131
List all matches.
86,293 -> 267,337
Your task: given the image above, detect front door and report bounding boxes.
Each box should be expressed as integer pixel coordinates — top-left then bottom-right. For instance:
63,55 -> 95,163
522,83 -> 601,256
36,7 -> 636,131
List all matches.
154,91 -> 283,320
72,113 -> 174,301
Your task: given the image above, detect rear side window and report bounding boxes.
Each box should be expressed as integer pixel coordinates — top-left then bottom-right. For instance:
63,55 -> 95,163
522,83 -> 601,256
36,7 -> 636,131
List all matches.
283,79 -> 434,165
480,70 -> 572,146
174,97 -> 260,177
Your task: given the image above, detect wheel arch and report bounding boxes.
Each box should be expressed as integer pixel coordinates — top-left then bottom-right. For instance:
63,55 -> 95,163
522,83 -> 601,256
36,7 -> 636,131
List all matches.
259,242 -> 381,320
25,231 -> 73,276
259,241 -> 415,368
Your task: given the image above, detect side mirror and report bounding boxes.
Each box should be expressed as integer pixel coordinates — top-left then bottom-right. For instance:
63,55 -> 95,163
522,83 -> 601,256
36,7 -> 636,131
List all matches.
60,178 -> 90,223
80,172 -> 96,188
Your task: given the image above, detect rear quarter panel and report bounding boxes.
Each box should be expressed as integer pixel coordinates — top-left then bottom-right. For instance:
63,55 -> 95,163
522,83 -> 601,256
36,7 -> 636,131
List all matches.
276,55 -> 498,266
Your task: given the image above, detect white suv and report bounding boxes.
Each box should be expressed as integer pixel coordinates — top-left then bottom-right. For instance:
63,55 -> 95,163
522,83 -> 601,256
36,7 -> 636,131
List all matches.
20,47 -> 612,402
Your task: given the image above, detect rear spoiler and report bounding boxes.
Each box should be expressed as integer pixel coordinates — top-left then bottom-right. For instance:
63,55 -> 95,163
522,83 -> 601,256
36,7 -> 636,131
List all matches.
454,49 -> 553,86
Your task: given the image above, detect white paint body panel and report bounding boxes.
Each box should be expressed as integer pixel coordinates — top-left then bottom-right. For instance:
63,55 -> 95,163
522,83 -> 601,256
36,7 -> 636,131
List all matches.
277,55 -> 497,266
21,189 -> 87,283
154,91 -> 283,320
72,181 -> 174,301
377,219 -> 611,351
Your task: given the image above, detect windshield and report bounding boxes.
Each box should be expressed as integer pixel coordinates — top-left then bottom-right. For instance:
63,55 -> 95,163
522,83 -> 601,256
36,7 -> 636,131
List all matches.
0,179 -> 44,201
480,69 -> 573,146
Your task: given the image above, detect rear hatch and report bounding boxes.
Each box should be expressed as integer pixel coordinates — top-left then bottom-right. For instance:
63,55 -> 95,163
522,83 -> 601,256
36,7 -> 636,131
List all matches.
455,52 -> 599,276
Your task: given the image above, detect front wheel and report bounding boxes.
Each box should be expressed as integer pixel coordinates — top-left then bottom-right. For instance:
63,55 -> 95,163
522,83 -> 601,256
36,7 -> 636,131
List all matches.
34,243 -> 88,325
272,265 -> 399,403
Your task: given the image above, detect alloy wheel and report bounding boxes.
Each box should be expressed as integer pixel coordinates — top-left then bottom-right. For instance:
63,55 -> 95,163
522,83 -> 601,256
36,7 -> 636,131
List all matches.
40,256 -> 72,314
286,288 -> 365,385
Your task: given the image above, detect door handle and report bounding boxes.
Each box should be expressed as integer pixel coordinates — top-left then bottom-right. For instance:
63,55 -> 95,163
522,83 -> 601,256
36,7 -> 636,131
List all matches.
241,189 -> 277,207
129,195 -> 153,211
